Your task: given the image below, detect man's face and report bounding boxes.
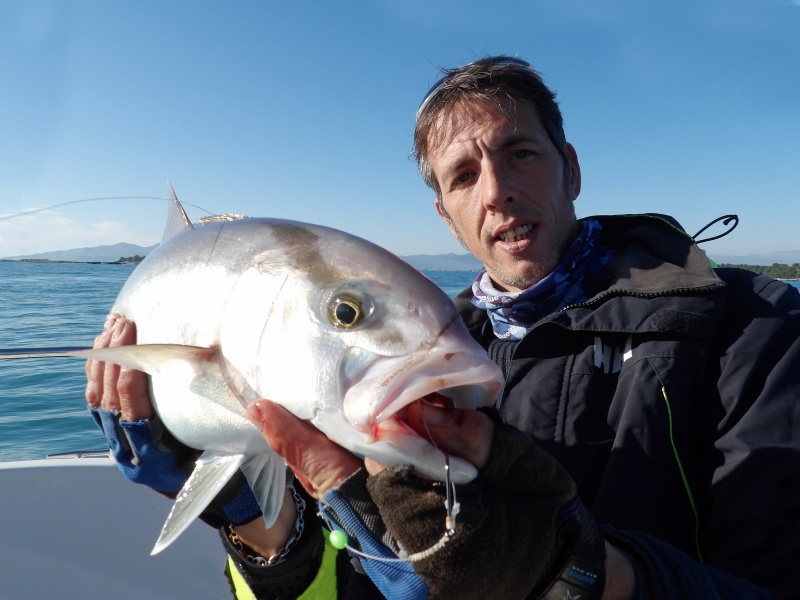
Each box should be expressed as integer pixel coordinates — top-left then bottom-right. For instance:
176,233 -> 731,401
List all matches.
428,99 -> 581,292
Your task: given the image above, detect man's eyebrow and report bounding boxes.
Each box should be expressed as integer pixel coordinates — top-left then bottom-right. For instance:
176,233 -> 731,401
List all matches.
497,133 -> 539,150
442,159 -> 472,182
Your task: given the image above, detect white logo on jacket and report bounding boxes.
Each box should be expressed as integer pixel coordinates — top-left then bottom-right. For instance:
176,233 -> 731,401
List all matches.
593,336 -> 633,374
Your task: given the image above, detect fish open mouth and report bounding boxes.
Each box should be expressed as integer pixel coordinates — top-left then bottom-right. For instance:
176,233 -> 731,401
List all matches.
331,316 -> 503,482
379,391 -> 455,442
335,319 -> 503,484
342,347 -> 502,433
332,345 -> 503,484
418,390 -> 455,409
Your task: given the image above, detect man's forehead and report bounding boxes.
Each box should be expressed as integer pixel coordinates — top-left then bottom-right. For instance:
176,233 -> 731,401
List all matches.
427,98 -> 543,158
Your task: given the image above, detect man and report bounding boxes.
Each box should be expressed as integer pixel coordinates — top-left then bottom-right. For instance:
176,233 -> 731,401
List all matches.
87,56 -> 799,598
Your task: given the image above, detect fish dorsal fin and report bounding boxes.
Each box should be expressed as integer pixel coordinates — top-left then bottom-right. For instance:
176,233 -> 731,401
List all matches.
162,182 -> 195,243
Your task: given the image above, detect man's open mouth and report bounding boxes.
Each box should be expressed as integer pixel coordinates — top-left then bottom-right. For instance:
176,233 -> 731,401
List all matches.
498,223 -> 533,243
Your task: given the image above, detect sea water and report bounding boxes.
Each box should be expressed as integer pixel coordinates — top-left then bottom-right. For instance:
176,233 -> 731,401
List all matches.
2,262 -> 798,462
0,262 -> 478,461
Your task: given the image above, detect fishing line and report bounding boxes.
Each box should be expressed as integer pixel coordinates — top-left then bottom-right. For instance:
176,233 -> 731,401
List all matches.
420,408 -> 460,533
0,196 -> 215,221
0,196 -> 230,360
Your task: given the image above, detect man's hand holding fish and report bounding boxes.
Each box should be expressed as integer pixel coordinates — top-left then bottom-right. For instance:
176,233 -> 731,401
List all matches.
85,317 -> 296,557
87,317 -> 620,600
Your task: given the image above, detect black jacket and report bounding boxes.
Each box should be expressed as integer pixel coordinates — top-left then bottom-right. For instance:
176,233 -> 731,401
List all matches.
456,214 -> 800,598
233,214 -> 798,599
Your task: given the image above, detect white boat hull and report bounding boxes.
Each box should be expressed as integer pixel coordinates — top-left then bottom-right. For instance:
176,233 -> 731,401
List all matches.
0,457 -> 231,599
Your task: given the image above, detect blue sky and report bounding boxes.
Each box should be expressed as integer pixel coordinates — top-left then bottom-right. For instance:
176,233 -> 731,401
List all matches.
1,1 -> 798,261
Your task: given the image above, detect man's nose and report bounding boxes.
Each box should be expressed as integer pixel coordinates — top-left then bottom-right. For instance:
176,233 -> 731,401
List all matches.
479,161 -> 514,212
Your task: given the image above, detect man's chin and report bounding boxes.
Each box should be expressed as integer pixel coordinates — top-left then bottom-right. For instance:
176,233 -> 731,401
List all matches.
484,266 -> 545,293
483,251 -> 559,291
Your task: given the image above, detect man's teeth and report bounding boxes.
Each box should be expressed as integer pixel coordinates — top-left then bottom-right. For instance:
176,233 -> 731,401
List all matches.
499,224 -> 533,242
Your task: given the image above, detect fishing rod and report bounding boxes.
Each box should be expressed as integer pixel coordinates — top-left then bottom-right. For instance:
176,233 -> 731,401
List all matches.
0,346 -> 91,360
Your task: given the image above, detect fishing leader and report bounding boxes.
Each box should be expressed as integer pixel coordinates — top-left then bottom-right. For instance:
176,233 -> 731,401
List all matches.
86,56 -> 800,599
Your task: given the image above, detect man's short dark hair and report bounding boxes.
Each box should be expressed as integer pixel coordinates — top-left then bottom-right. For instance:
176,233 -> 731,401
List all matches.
413,56 -> 568,198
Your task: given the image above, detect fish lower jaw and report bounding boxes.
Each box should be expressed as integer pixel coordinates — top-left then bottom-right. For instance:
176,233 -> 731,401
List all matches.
350,372 -> 500,435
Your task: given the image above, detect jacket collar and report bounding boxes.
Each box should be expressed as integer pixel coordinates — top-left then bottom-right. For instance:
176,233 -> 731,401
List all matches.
456,214 -> 726,340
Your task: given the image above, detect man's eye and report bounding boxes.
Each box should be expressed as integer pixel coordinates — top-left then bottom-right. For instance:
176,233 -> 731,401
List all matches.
511,149 -> 533,160
455,172 -> 473,185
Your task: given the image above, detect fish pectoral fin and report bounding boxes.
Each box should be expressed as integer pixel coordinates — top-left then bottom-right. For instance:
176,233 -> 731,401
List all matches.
240,453 -> 290,529
71,344 -> 217,376
151,451 -> 244,555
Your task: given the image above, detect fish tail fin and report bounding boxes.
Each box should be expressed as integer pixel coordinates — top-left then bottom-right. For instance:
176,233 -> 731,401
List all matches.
151,451 -> 244,555
240,452 -> 290,528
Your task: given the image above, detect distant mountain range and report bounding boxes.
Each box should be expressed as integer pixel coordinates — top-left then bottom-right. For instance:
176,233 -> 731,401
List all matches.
400,252 -> 483,271
3,243 -> 159,264
707,251 -> 800,266
2,243 -> 485,270
3,242 -> 799,269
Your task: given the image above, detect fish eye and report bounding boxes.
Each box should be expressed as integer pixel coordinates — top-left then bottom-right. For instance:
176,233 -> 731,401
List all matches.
329,296 -> 363,329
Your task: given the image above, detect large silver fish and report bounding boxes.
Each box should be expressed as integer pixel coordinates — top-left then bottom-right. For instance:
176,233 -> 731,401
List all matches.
79,188 -> 503,554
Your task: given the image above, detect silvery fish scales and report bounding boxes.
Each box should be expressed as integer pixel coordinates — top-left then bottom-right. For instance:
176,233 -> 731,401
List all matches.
80,193 -> 503,554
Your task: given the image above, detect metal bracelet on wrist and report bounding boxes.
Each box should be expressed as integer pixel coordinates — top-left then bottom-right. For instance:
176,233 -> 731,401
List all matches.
227,483 -> 306,567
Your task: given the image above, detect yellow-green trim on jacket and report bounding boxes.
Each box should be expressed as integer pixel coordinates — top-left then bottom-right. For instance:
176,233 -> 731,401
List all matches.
226,529 -> 340,599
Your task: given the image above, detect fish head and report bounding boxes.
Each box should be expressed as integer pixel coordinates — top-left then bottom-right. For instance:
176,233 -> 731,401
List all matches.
248,221 -> 504,483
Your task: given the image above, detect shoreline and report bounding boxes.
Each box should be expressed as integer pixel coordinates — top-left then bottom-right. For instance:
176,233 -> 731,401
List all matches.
2,259 -> 799,280
0,259 -> 139,265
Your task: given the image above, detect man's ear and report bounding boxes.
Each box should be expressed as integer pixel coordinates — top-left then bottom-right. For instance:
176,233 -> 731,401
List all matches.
435,196 -> 469,250
434,197 -> 455,234
565,142 -> 582,201
434,196 -> 446,219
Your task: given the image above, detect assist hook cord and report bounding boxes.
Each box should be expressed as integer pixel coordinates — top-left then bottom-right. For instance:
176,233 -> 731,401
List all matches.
319,414 -> 460,563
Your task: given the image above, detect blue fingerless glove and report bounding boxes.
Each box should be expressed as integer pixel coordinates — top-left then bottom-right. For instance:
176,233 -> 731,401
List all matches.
91,407 -> 261,526
320,470 -> 428,600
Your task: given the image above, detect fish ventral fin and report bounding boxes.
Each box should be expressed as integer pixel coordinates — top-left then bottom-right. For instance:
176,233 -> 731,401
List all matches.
240,452 -> 290,529
151,451 -> 245,555
162,182 -> 195,243
150,451 -> 289,555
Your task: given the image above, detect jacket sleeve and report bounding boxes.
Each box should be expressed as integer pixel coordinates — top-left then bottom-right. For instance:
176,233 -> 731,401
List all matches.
366,422 -> 606,600
605,529 -> 774,599
701,271 -> 800,596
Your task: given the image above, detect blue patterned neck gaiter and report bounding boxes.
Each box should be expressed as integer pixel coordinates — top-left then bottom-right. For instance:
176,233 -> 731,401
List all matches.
471,219 -> 613,340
